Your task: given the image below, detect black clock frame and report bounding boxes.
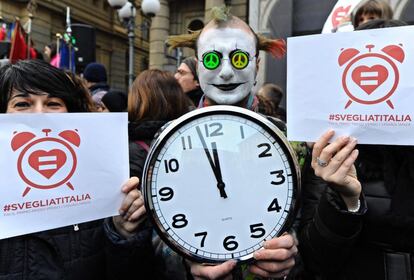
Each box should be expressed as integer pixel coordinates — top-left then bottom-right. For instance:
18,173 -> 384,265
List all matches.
142,105 -> 301,264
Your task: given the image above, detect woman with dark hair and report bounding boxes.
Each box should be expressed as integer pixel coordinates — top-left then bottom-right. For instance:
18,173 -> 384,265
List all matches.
122,69 -> 194,278
0,59 -> 145,279
352,0 -> 393,29
0,60 -> 93,113
128,69 -> 193,179
299,19 -> 414,280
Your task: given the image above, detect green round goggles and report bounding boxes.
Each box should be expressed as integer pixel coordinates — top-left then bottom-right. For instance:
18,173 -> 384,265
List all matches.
201,50 -> 254,71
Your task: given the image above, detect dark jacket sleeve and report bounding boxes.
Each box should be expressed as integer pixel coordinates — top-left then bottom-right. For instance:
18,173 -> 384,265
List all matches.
103,141 -> 155,278
129,141 -> 149,180
104,218 -> 157,279
298,160 -> 367,277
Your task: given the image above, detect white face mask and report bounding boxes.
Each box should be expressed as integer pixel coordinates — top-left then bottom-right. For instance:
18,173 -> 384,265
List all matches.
197,28 -> 257,105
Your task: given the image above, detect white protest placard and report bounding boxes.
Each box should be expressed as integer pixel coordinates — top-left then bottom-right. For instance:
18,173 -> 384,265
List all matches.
287,26 -> 414,145
0,113 -> 129,239
322,0 -> 363,33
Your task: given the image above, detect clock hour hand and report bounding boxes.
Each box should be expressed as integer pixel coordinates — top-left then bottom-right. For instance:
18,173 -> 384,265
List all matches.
196,126 -> 227,199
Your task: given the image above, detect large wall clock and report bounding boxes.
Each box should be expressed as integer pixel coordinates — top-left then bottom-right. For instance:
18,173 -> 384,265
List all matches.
142,105 -> 300,263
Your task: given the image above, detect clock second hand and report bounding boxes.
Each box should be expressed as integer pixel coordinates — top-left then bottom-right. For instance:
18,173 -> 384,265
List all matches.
196,126 -> 227,199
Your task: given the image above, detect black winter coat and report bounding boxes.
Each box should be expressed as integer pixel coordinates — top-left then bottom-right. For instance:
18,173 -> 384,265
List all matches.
127,120 -> 171,279
128,121 -> 167,179
0,220 -> 125,280
299,145 -> 414,280
186,88 -> 203,107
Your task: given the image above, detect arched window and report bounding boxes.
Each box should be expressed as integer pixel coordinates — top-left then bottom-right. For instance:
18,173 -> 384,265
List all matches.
187,19 -> 204,32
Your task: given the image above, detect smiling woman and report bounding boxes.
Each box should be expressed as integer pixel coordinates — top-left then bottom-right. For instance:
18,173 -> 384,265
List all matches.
0,60 -> 94,113
6,93 -> 68,113
0,59 -> 151,279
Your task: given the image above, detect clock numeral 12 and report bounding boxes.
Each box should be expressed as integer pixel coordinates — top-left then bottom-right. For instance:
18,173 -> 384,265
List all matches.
164,159 -> 179,173
172,214 -> 188,228
223,236 -> 238,251
194,231 -> 207,247
204,122 -> 223,137
270,170 -> 285,185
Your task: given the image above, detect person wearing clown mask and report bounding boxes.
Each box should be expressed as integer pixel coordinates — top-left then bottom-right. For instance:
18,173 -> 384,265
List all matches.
169,8 -> 285,111
196,27 -> 258,107
166,7 -> 299,280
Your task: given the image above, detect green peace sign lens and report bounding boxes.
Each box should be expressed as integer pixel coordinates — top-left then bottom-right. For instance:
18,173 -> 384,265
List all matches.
202,51 -> 221,70
230,50 -> 250,70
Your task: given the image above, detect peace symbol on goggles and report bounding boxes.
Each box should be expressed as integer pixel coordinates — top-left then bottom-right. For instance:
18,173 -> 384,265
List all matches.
201,50 -> 254,71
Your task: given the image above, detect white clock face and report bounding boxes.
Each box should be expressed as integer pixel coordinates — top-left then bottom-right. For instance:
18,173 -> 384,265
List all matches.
144,106 -> 299,263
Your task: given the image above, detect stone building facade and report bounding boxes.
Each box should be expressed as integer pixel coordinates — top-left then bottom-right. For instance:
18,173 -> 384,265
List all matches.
0,0 -> 150,91
1,0 -> 413,93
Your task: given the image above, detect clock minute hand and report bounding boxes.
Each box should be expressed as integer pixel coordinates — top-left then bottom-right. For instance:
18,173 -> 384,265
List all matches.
211,142 -> 227,198
196,126 -> 227,199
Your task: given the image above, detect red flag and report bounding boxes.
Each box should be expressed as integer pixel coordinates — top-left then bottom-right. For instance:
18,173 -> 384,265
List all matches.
30,47 -> 36,59
0,25 -> 6,41
9,20 -> 28,63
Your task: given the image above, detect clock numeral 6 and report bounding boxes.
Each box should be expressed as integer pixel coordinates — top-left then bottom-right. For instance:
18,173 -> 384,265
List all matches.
164,159 -> 179,173
194,231 -> 207,247
158,187 -> 174,201
257,143 -> 272,158
172,214 -> 188,228
268,198 -> 282,213
223,236 -> 238,251
270,170 -> 285,185
250,223 -> 266,238
204,123 -> 223,137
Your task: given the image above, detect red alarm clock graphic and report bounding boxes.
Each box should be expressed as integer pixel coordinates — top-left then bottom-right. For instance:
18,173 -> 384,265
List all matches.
331,5 -> 352,29
338,43 -> 405,109
11,129 -> 81,197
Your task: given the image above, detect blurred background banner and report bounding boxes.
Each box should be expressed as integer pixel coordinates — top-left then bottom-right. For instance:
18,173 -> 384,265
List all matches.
322,0 -> 364,33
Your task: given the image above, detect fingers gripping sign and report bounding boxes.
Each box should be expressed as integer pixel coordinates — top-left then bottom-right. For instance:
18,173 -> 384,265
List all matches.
112,177 -> 147,238
311,130 -> 362,208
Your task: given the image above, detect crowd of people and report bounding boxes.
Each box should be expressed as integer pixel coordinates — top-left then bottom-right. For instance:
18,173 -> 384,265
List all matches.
0,0 -> 412,279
